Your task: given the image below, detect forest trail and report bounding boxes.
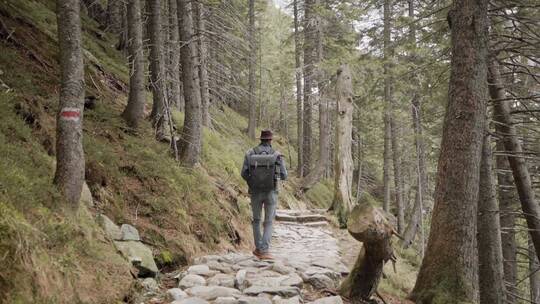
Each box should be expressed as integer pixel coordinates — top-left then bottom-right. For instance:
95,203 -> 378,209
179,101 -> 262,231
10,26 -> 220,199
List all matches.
140,209 -> 354,304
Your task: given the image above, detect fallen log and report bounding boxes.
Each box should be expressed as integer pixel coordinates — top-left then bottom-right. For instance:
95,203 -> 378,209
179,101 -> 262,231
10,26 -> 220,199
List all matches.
340,204 -> 396,302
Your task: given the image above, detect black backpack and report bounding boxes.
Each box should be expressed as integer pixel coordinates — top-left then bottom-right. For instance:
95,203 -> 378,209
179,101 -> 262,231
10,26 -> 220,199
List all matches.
247,147 -> 279,192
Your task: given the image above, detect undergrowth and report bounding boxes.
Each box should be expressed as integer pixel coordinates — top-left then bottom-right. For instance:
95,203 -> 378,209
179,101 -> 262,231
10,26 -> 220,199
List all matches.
0,0 -> 332,302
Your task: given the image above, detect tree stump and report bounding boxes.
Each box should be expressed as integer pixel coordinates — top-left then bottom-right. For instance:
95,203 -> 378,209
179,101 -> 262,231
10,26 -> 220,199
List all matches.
340,204 -> 395,302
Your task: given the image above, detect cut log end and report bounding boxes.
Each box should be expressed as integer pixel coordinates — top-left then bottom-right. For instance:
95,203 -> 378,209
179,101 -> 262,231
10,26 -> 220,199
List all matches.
347,204 -> 396,243
340,204 -> 396,302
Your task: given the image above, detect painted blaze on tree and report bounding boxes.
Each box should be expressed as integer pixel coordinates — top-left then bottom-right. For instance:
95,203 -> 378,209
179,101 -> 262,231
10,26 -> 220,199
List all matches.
54,0 -> 86,208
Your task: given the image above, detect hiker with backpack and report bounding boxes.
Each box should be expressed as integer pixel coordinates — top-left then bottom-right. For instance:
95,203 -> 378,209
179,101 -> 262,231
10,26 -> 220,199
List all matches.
241,129 -> 288,260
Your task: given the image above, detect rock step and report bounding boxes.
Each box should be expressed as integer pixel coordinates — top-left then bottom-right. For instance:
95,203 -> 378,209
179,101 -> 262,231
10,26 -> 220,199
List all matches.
275,214 -> 327,223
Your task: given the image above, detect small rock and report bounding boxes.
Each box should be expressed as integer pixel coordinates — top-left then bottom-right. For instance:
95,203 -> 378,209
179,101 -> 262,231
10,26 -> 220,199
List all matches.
304,221 -> 328,227
243,286 -> 300,298
273,296 -> 301,304
120,224 -> 140,241
235,269 -> 248,290
114,240 -> 158,277
171,297 -> 209,304
280,273 -> 303,287
238,296 -> 272,304
208,273 -> 235,288
188,264 -> 217,277
271,262 -> 295,275
186,286 -> 241,301
167,288 -> 188,301
141,277 -> 158,291
179,274 -> 207,288
97,214 -> 122,240
207,260 -> 234,274
303,266 -> 340,281
222,253 -> 253,264
214,297 -> 239,304
306,274 -> 335,289
235,259 -> 270,269
308,296 -> 343,304
194,255 -> 222,265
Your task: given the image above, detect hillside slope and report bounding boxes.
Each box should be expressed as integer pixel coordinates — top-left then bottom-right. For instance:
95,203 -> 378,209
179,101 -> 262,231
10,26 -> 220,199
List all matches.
0,1 -> 333,302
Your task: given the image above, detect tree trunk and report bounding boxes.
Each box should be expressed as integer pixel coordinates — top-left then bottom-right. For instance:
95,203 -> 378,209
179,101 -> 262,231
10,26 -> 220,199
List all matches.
403,90 -> 428,250
402,179 -> 422,250
491,76 -> 518,304
477,123 -> 506,304
382,0 -> 392,213
385,0 -> 404,232
354,102 -> 363,202
490,59 -> 540,273
530,236 -> 540,304
116,2 -> 128,51
300,5 -> 328,191
340,204 -> 395,301
293,0 -> 303,178
332,65 -> 354,226
247,0 -> 256,139
147,0 -> 168,140
391,117 -> 405,234
54,0 -> 85,208
106,0 -> 123,34
177,0 -> 202,166
166,0 -> 182,112
302,0 -> 316,177
496,138 -> 518,304
409,0 -> 488,301
122,0 -> 146,129
278,76 -> 288,136
194,1 -> 210,127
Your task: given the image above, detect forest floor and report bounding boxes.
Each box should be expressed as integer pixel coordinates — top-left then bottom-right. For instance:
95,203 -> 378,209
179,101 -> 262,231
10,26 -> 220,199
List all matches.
132,209 -> 415,304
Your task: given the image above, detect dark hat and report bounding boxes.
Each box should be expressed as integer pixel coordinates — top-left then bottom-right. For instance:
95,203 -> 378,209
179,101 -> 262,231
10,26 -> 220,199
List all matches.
259,129 -> 273,140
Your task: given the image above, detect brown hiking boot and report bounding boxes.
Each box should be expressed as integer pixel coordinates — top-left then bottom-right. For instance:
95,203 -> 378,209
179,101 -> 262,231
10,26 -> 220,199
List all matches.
252,249 -> 263,258
257,251 -> 274,260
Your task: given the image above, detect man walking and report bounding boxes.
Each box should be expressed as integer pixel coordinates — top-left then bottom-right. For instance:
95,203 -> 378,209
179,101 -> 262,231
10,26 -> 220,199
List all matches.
241,129 -> 287,259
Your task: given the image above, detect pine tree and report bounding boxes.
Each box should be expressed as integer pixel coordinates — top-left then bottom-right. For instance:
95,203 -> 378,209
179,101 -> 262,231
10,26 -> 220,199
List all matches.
54,0 -> 86,208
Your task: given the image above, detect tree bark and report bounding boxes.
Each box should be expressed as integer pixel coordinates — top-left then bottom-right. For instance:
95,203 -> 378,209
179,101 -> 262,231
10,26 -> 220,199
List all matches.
340,204 -> 395,301
247,0 -> 257,139
354,102 -> 363,202
332,65 -> 354,226
391,116 -> 405,234
382,0 -> 392,213
122,0 -> 146,129
166,0 -> 182,112
490,59 -> 540,273
54,0 -> 86,208
492,77 -> 518,304
496,137 -> 518,304
409,0 -> 488,301
116,2 -> 128,51
293,0 -> 303,178
106,0 -> 123,34
302,0 -> 316,176
194,0 -> 210,127
147,0 -> 168,140
530,236 -> 540,304
177,0 -> 202,166
300,4 -> 328,191
477,123 -> 506,304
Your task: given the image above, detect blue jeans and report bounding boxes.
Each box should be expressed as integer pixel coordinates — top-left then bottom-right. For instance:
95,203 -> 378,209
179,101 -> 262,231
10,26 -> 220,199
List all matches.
250,191 -> 277,253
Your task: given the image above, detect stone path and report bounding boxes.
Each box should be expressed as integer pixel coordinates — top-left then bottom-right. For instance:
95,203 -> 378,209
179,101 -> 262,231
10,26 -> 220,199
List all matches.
136,209 -> 350,304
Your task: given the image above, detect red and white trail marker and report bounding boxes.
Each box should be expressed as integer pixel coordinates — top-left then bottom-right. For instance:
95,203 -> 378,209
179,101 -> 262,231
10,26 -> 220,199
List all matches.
60,107 -> 81,122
